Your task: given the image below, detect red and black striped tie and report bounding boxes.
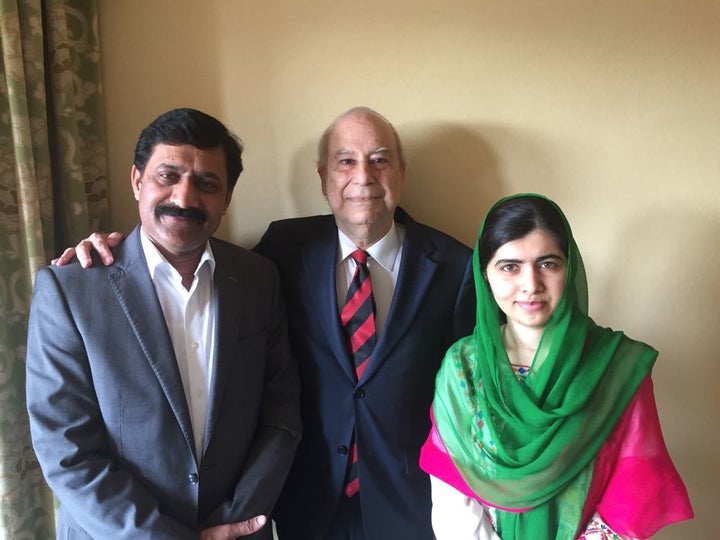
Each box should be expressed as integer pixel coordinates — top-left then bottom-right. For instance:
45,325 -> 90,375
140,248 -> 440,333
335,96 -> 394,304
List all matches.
341,250 -> 376,379
340,249 -> 376,498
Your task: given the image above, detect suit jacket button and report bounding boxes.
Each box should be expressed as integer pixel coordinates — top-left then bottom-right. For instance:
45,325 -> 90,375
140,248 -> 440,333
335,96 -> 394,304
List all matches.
353,388 -> 365,398
337,445 -> 349,455
188,473 -> 199,484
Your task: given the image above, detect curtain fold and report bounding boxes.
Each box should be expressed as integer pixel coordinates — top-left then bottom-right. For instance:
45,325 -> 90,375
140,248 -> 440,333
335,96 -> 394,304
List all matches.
0,1 -> 107,537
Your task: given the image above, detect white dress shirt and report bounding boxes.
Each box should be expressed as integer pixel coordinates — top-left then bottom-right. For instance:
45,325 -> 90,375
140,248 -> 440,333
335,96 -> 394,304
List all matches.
335,222 -> 405,335
140,230 -> 216,462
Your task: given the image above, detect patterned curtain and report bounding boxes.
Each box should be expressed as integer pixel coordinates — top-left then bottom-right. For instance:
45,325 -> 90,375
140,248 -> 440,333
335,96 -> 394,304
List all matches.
0,1 -> 108,538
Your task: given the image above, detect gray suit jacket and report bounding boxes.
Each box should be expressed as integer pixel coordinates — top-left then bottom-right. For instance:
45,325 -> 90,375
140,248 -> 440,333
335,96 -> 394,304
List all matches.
26,226 -> 301,539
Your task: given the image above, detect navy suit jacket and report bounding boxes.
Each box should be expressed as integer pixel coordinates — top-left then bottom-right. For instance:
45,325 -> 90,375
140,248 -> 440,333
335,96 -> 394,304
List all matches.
26,226 -> 301,539
255,208 -> 474,539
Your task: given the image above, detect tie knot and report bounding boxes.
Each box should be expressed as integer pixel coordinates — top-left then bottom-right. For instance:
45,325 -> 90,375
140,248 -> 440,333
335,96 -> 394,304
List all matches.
350,249 -> 369,266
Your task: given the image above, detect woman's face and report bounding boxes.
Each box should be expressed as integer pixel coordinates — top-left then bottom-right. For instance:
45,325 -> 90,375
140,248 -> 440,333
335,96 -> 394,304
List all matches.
485,229 -> 567,331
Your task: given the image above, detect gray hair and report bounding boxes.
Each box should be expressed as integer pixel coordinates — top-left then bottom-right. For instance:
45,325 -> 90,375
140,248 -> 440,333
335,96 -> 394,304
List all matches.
316,106 -> 406,167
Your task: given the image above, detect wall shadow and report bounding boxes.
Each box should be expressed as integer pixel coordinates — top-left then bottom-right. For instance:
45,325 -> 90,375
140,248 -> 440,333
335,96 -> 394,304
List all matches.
397,121 -> 505,247
286,139 -> 328,219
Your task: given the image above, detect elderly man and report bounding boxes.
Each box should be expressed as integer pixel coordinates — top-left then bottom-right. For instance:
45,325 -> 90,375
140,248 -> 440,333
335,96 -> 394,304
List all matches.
54,107 -> 474,539
255,107 -> 474,539
27,108 -> 301,539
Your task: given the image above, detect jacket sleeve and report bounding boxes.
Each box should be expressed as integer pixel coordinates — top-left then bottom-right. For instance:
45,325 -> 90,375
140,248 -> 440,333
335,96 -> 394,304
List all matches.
25,267 -> 197,540
453,254 -> 476,340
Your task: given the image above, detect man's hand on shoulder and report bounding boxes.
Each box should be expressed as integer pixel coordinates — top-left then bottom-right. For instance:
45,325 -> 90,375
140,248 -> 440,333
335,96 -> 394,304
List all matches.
200,515 -> 267,539
52,231 -> 125,268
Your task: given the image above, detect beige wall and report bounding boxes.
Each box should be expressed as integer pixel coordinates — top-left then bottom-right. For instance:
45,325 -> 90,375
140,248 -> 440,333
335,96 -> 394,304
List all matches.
98,1 -> 718,537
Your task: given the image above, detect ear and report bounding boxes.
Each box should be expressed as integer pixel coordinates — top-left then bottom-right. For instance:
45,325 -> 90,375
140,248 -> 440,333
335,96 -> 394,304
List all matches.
318,165 -> 328,197
224,185 -> 235,211
131,165 -> 142,201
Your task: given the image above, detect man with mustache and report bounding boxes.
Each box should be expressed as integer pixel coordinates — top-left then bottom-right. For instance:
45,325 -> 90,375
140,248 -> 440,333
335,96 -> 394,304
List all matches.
53,107 -> 475,539
26,108 -> 301,539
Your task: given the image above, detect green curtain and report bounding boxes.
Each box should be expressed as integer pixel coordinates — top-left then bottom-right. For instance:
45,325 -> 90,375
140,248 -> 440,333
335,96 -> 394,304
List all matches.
0,1 -> 108,537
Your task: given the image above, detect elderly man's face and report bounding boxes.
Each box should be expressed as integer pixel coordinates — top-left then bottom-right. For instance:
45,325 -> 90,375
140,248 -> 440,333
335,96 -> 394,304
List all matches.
319,112 -> 405,246
131,143 -> 233,262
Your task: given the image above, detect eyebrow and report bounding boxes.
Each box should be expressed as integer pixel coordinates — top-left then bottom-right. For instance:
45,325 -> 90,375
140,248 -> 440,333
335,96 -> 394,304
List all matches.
493,253 -> 565,267
333,147 -> 390,158
157,163 -> 222,181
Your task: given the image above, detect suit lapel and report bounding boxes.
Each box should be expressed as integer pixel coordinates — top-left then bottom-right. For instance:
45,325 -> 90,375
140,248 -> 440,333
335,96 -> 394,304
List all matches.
204,240 -> 243,452
360,211 -> 438,383
301,218 -> 359,383
107,227 -> 195,455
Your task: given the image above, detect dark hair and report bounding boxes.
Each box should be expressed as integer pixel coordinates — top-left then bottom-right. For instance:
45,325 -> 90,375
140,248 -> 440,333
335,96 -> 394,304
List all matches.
133,108 -> 244,188
479,195 -> 568,271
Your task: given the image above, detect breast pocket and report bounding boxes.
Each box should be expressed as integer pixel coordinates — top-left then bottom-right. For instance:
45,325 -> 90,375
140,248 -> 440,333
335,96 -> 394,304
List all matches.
219,329 -> 269,415
234,329 -> 268,369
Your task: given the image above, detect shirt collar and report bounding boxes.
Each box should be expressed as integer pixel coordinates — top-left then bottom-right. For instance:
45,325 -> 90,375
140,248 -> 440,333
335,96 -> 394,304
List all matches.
337,221 -> 403,272
140,228 -> 216,280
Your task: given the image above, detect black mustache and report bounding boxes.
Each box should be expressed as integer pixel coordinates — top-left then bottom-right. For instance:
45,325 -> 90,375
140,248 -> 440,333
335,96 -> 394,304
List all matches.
155,204 -> 207,224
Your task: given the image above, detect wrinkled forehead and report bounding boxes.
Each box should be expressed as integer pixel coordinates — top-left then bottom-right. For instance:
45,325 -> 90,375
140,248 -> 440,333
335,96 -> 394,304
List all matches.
329,113 -> 399,154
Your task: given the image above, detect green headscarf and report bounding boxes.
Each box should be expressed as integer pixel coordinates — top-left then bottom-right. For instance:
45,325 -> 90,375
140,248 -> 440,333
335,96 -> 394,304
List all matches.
433,194 -> 657,539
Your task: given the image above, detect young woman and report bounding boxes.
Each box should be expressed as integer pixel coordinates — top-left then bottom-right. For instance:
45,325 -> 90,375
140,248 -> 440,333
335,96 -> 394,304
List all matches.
420,194 -> 693,539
